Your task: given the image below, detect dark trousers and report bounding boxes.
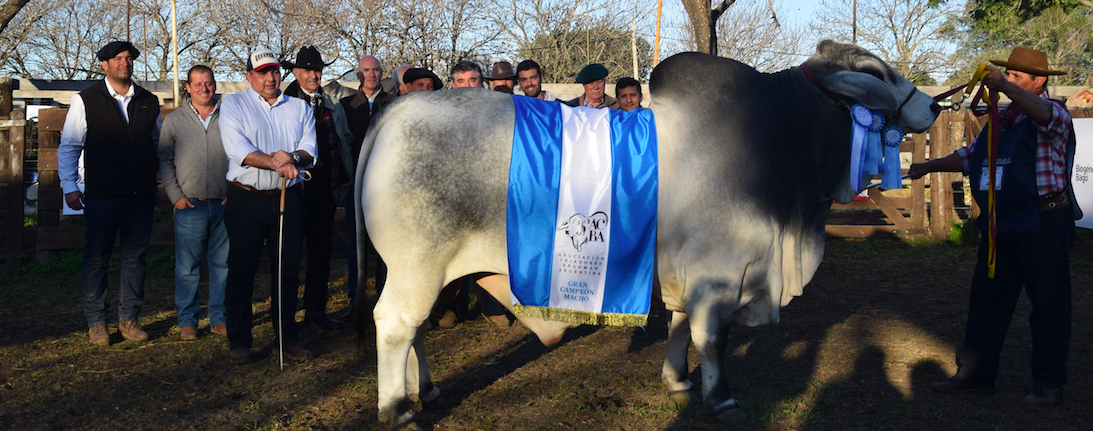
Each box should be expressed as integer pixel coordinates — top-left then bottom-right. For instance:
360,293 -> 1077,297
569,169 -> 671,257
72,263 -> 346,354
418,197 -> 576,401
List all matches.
957,206 -> 1074,389
81,193 -> 155,327
302,176 -> 335,316
224,184 -> 304,350
344,191 -> 358,302
345,189 -> 387,302
446,278 -> 506,320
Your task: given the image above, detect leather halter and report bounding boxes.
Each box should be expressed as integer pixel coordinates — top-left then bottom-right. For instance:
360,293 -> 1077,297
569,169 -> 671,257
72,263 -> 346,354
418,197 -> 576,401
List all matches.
799,64 -> 850,115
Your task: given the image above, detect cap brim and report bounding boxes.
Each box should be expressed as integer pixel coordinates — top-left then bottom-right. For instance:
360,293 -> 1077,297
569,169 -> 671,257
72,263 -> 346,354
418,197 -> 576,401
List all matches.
989,59 -> 1067,76
251,63 -> 280,73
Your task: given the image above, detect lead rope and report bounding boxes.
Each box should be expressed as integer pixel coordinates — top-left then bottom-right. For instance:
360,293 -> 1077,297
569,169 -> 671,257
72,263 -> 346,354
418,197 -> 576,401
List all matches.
963,65 -> 1000,278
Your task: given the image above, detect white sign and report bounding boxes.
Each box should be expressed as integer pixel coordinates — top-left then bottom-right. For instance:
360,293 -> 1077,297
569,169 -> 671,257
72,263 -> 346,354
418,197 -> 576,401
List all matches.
1071,119 -> 1093,229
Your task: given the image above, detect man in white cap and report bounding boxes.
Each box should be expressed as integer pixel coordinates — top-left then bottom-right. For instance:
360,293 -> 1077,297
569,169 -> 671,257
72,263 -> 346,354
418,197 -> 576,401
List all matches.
219,48 -> 318,365
59,40 -> 161,346
910,46 -> 1078,406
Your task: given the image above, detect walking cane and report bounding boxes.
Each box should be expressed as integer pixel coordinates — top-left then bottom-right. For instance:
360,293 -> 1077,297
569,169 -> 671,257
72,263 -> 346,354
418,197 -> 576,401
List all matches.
276,170 -> 310,370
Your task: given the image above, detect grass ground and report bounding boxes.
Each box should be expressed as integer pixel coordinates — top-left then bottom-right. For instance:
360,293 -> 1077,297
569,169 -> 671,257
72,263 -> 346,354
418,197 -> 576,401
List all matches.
0,233 -> 1090,430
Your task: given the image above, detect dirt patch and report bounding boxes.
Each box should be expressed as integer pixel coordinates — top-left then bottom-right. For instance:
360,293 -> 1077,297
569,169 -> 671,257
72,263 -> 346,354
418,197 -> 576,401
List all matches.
0,238 -> 1090,430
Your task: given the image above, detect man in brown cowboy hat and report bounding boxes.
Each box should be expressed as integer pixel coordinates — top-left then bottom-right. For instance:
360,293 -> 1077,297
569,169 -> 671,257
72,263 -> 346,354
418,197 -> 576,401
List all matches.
485,61 -> 517,94
282,45 -> 355,330
909,47 -> 1079,406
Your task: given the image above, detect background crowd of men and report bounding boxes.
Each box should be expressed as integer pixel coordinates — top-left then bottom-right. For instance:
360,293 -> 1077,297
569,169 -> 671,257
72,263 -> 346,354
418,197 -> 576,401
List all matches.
59,40 -> 647,365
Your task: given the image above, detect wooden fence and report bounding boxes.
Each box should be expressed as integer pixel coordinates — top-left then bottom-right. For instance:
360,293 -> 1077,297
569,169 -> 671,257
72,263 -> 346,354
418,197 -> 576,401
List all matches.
9,104 -> 1088,264
0,78 -> 26,266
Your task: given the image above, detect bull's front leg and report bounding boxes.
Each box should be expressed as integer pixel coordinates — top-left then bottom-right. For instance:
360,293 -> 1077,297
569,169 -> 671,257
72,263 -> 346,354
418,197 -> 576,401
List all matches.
688,281 -> 746,425
662,310 -> 696,406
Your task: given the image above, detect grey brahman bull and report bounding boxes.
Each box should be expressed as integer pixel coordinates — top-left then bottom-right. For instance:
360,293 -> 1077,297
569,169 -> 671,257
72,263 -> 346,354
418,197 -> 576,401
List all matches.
353,40 -> 941,429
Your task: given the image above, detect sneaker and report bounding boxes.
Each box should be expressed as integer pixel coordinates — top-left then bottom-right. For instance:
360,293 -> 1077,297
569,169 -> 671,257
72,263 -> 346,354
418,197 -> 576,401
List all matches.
210,323 -> 227,336
118,320 -> 149,342
180,325 -> 197,341
88,324 -> 110,346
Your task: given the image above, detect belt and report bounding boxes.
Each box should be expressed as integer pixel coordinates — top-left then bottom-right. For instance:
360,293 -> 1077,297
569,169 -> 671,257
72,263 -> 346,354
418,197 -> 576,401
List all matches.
230,181 -> 282,197
1040,192 -> 1070,212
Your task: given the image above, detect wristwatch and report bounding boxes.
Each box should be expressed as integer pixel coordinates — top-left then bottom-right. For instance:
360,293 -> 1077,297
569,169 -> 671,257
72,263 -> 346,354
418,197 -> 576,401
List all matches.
289,152 -> 301,166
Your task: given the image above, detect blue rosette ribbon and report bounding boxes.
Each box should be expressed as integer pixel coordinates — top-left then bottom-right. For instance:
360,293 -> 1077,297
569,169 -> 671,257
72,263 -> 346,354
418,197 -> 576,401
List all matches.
881,124 -> 905,189
849,104 -> 873,190
863,111 -> 885,176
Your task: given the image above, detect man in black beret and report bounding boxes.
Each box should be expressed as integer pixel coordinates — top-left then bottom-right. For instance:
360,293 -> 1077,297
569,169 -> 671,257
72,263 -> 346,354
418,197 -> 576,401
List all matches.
58,40 -> 161,346
403,68 -> 443,92
565,63 -> 618,109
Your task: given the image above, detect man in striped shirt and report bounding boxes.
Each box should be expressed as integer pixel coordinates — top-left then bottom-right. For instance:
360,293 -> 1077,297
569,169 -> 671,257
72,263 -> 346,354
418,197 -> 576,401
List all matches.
909,47 -> 1077,406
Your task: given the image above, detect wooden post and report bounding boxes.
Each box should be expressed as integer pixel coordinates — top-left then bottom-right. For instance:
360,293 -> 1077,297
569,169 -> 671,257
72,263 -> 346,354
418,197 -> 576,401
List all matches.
0,110 -> 24,265
36,109 -> 67,265
929,111 -> 953,240
0,78 -> 12,117
911,130 -> 927,235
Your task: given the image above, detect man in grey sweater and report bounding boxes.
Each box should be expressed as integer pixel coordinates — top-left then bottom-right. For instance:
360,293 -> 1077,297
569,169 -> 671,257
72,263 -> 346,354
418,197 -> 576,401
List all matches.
156,65 -> 230,341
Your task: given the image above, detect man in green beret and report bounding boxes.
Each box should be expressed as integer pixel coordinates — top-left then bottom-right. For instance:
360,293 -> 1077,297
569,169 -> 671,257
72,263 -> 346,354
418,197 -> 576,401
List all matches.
565,63 -> 618,109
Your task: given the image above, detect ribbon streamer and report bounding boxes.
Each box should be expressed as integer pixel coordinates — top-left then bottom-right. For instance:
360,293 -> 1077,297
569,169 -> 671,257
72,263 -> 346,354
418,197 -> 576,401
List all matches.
881,126 -> 904,189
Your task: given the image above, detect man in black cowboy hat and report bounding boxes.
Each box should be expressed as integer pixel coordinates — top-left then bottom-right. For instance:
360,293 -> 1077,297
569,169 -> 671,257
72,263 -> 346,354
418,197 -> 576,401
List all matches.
910,47 -> 1079,406
485,61 -> 516,94
282,45 -> 355,330
565,63 -> 618,109
58,40 -> 161,346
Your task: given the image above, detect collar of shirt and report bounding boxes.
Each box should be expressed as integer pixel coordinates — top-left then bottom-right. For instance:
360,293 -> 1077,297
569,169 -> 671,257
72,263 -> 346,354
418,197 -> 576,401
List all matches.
248,87 -> 288,108
104,78 -> 135,99
188,99 -> 218,130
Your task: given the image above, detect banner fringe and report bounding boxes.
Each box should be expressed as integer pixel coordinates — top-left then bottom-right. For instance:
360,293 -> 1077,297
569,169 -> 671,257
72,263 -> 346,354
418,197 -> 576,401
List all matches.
513,304 -> 648,327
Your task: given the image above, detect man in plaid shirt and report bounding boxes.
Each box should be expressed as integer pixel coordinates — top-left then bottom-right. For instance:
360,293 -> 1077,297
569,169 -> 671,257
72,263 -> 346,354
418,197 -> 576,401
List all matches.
909,47 -> 1078,406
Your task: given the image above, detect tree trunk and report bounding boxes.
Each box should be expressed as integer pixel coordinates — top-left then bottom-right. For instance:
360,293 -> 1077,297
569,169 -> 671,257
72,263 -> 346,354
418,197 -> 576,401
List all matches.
680,0 -> 736,55
0,0 -> 30,36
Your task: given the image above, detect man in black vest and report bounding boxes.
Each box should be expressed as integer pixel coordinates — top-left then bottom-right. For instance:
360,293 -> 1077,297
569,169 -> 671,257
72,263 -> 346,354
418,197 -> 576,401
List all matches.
58,41 -> 161,346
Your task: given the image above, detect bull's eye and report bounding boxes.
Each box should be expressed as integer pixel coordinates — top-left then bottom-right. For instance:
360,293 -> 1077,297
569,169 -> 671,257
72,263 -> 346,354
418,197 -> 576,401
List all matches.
862,68 -> 886,81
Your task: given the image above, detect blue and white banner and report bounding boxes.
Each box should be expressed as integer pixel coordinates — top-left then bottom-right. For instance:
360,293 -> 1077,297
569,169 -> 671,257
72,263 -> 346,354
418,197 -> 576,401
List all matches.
506,96 -> 658,326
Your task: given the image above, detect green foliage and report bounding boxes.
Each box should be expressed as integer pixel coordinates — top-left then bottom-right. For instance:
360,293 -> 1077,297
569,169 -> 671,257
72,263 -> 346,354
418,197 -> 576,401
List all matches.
946,1 -> 1093,86
520,27 -> 653,84
969,0 -> 1084,26
947,219 -> 976,245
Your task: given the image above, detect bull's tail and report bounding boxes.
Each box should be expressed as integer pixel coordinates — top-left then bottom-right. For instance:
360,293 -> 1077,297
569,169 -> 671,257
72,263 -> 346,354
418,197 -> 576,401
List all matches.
351,97 -> 412,344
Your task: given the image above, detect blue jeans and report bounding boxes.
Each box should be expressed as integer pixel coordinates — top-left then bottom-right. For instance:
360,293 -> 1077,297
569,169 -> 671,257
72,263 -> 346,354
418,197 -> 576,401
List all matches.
174,199 -> 229,328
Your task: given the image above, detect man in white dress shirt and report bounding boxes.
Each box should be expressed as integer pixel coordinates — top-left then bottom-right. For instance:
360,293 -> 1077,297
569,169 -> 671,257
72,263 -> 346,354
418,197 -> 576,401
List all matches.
58,40 -> 161,346
219,48 -> 318,365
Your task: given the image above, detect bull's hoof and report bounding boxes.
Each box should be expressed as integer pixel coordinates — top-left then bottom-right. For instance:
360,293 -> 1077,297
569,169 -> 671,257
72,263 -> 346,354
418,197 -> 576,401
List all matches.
714,399 -> 746,425
668,389 -> 696,407
392,421 -> 422,431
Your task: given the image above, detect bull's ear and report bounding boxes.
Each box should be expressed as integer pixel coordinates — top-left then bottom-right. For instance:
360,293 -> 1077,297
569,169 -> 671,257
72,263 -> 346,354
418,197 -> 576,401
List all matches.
557,220 -> 569,231
822,70 -> 898,112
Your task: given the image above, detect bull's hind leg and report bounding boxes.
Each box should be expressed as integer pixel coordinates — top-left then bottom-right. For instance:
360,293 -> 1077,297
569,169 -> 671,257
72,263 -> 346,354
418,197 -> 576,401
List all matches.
662,311 -> 696,406
406,323 -> 442,408
374,268 -> 442,429
688,282 -> 746,425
